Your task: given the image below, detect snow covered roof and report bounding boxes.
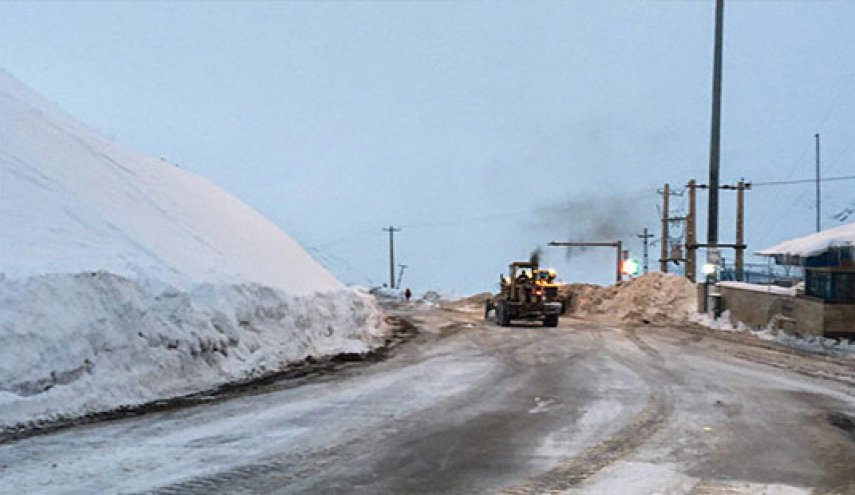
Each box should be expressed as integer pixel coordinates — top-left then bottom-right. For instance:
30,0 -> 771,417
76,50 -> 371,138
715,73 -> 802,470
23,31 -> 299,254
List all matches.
0,69 -> 342,295
756,221 -> 855,261
718,281 -> 797,296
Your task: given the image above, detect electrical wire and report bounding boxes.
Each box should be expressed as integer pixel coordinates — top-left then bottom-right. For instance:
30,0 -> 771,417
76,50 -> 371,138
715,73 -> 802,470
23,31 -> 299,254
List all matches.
751,174 -> 855,187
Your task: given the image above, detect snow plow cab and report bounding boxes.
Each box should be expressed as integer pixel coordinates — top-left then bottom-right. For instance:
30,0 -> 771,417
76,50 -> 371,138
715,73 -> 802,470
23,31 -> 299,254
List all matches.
485,260 -> 562,327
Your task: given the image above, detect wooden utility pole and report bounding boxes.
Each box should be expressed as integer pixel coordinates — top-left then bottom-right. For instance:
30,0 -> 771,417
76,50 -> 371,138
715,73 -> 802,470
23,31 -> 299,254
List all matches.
660,183 -> 670,273
815,133 -> 821,232
686,179 -> 698,282
735,179 -> 748,281
637,227 -> 654,274
690,180 -> 750,281
382,226 -> 401,288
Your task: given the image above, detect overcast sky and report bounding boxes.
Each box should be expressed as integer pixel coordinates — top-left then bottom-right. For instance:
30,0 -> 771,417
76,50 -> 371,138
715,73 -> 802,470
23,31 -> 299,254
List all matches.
1,1 -> 853,294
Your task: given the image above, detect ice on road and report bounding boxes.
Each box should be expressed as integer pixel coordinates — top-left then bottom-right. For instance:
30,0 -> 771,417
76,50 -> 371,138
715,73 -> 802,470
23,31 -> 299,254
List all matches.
1,307 -> 855,494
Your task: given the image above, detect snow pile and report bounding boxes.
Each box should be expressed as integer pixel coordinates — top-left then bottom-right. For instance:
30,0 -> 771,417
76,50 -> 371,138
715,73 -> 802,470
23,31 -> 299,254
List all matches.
561,273 -> 697,324
691,311 -> 855,359
0,273 -> 386,428
757,221 -> 855,260
0,69 -> 339,294
368,287 -> 461,309
370,287 -> 405,304
419,290 -> 458,306
0,70 -> 388,429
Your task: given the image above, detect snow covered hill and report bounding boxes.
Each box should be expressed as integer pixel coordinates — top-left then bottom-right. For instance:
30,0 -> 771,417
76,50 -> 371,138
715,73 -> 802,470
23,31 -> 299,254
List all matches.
0,70 -> 340,294
0,70 -> 387,429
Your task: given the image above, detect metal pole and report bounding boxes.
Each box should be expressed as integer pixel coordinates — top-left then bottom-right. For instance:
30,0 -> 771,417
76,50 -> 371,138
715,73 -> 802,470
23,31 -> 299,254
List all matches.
637,227 -> 653,274
382,226 -> 401,288
616,240 -> 623,284
661,183 -> 670,273
815,133 -> 821,232
736,178 -> 745,281
707,0 -> 725,251
397,264 -> 408,288
389,227 -> 395,288
643,227 -> 649,274
687,179 -> 697,282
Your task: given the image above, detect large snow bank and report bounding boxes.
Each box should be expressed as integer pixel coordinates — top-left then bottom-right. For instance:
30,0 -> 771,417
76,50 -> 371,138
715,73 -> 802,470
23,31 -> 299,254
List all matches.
561,273 -> 697,324
0,70 -> 388,428
0,273 -> 386,428
757,221 -> 855,260
0,69 -> 338,294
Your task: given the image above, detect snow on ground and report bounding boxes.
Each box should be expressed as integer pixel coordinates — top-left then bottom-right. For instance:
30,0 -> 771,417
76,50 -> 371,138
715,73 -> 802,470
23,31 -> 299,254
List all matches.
719,280 -> 798,296
0,70 -> 387,429
691,310 -> 855,360
561,273 -> 697,325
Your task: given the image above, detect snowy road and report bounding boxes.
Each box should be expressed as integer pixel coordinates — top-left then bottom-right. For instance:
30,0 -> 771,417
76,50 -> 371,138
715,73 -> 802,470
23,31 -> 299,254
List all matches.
2,307 -> 855,494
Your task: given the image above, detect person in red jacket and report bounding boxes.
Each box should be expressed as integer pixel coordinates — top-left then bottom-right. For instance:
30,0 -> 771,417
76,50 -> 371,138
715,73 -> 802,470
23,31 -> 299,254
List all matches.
404,287 -> 412,302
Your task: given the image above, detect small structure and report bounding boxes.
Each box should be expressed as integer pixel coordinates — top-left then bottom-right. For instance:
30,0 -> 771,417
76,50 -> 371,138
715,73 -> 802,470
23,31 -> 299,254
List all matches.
717,222 -> 855,337
758,222 -> 855,302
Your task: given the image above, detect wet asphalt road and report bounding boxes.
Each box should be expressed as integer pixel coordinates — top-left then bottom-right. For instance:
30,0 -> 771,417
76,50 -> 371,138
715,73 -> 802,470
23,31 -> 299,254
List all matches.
2,306 -> 855,494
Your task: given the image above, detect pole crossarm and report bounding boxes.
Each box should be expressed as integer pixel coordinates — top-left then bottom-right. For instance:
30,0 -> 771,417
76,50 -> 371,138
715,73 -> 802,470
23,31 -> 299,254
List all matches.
690,243 -> 746,249
548,241 -> 620,248
689,182 -> 750,190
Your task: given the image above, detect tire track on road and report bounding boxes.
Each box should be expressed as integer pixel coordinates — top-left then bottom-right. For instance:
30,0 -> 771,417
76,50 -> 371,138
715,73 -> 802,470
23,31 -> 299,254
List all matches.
501,326 -> 674,494
500,392 -> 671,495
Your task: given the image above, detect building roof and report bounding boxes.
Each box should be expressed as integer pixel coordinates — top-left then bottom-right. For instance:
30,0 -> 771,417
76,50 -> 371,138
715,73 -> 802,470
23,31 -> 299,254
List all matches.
757,221 -> 855,262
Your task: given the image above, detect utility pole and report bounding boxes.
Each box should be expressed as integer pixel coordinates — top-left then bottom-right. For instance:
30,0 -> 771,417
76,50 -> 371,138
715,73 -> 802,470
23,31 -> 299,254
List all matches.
686,179 -> 698,282
691,180 -> 750,282
735,178 -> 747,280
707,0 -> 725,256
382,226 -> 401,288
637,228 -> 654,274
815,133 -> 821,232
397,264 -> 408,288
660,183 -> 670,273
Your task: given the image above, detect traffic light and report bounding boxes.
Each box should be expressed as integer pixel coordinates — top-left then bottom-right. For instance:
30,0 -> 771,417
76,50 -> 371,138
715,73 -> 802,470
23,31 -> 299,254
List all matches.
621,258 -> 640,276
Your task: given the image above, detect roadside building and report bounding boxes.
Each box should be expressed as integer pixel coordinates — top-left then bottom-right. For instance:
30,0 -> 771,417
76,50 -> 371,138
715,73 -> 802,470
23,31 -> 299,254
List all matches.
717,221 -> 855,337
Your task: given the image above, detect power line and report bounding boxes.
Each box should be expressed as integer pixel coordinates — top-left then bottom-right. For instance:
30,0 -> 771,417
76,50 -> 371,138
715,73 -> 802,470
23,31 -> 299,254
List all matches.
813,67 -> 855,132
751,174 -> 855,187
826,138 -> 855,174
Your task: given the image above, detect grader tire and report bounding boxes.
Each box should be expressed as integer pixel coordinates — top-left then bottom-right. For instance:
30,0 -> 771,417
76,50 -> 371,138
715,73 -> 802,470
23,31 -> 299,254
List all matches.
497,302 -> 511,327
